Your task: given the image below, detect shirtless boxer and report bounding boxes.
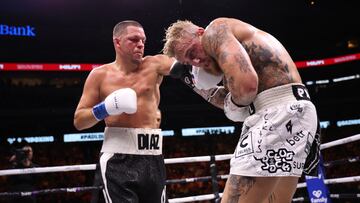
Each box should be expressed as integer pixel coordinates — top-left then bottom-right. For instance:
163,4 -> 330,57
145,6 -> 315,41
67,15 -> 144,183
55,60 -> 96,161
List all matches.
73,20 -> 174,203
163,18 -> 320,203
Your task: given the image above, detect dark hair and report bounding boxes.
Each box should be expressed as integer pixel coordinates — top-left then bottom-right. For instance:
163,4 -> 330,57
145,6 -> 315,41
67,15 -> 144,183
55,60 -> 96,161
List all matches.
113,20 -> 143,37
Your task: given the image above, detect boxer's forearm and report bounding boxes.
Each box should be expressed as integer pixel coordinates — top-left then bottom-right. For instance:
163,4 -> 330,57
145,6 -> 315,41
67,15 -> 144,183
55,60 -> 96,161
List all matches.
193,86 -> 229,109
74,108 -> 99,130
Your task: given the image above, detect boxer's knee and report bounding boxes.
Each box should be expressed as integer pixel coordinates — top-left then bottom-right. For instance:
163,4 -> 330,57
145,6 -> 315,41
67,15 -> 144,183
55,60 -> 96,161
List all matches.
223,175 -> 281,203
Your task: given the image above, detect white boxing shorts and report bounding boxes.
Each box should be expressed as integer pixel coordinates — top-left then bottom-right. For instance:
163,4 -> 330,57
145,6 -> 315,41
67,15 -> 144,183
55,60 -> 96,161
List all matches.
230,83 -> 319,177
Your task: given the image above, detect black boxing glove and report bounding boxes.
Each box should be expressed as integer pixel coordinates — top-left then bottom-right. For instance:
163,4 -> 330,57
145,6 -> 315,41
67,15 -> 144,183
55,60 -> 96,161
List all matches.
169,60 -> 195,89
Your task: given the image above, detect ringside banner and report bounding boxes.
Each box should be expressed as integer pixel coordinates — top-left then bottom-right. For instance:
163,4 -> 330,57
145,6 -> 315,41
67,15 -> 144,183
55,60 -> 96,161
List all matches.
1,53 -> 359,71
305,157 -> 331,203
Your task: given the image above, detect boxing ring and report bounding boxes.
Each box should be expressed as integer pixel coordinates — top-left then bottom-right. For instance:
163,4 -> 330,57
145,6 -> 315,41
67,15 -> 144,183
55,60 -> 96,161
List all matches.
0,133 -> 359,202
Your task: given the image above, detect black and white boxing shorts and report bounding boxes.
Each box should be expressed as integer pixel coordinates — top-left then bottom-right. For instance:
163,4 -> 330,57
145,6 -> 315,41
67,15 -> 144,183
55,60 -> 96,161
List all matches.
99,127 -> 166,203
230,83 -> 321,177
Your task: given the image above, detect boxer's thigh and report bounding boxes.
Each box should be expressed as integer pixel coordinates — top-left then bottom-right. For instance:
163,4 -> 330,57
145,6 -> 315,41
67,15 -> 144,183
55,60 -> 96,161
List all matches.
267,176 -> 299,203
100,153 -> 139,203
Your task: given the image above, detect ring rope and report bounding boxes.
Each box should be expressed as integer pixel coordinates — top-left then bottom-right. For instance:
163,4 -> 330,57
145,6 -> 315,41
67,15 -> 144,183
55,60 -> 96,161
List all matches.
0,172 -> 224,197
292,193 -> 360,202
0,155 -> 233,176
0,133 -> 359,201
166,174 -> 229,185
1,175 -> 358,199
320,134 -> 360,150
164,154 -> 232,164
0,186 -> 102,198
1,133 -> 359,177
2,187 -> 359,202
296,175 -> 360,188
324,156 -> 360,167
0,171 -> 359,200
1,172 -> 354,199
168,193 -> 223,203
0,164 -> 96,176
169,192 -> 360,203
166,155 -> 360,185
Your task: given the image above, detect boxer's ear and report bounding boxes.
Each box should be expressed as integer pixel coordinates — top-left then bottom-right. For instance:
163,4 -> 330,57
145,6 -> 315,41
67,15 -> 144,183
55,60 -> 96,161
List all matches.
113,37 -> 122,48
197,28 -> 205,36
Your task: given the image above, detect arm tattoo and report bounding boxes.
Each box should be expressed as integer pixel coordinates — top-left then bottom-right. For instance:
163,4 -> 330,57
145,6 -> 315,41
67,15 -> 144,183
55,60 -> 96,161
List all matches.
219,51 -> 251,74
203,22 -> 229,56
241,42 -> 283,72
227,175 -> 256,203
205,22 -> 252,70
241,42 -> 292,91
227,76 -> 236,92
204,23 -> 252,74
204,22 -> 253,100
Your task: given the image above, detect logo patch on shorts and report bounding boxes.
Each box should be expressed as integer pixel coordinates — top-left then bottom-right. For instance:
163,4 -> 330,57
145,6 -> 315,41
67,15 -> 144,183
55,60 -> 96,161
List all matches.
137,133 -> 160,150
286,130 -> 311,146
254,148 -> 295,173
292,85 -> 311,101
235,131 -> 254,158
287,102 -> 305,115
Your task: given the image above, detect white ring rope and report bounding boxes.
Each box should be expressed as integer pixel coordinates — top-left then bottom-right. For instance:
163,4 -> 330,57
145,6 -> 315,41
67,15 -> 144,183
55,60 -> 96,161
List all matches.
320,134 -> 360,150
169,193 -> 223,203
0,186 -> 102,197
164,154 -> 232,164
0,133 -> 359,177
0,164 -> 96,176
0,155 -> 233,176
170,190 -> 360,203
0,133 -> 359,201
293,194 -> 360,202
169,175 -> 360,202
296,175 -> 360,188
166,174 -> 229,184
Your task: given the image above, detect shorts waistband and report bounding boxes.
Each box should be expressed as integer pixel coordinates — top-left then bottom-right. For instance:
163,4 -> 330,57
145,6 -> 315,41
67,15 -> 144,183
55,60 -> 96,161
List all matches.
101,127 -> 162,155
250,83 -> 311,114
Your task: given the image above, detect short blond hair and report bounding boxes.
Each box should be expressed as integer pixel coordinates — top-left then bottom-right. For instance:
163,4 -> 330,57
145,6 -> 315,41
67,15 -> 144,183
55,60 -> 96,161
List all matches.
162,20 -> 198,57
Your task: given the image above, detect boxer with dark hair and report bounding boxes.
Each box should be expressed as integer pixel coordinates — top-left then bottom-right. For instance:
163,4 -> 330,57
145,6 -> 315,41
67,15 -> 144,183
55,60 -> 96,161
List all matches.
74,20 -> 174,203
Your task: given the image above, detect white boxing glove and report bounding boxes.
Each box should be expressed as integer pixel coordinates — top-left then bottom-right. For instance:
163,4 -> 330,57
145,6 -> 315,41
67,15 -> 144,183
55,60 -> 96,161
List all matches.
224,93 -> 250,122
92,88 -> 137,121
192,66 -> 224,90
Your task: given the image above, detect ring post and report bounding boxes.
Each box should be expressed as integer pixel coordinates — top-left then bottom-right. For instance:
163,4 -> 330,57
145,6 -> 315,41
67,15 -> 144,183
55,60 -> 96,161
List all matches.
210,155 -> 220,203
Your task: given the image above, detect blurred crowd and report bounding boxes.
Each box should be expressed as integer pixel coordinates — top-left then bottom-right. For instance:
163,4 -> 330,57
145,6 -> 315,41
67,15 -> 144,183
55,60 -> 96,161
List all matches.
0,125 -> 359,203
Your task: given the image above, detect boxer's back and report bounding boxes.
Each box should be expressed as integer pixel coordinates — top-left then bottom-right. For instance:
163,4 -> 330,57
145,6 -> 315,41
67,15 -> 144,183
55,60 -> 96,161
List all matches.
231,19 -> 302,92
207,18 -> 302,92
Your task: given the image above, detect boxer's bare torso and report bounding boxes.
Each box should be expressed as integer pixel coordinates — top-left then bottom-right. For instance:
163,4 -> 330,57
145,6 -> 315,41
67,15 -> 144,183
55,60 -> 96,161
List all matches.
74,55 -> 173,130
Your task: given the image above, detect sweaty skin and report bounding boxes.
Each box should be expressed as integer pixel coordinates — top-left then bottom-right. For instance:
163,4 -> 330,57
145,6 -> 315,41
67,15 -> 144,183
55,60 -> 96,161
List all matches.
173,18 -> 302,106
73,25 -> 174,130
74,22 -> 175,203
74,55 -> 173,130
202,18 -> 302,100
203,19 -> 303,203
164,17 -> 306,203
